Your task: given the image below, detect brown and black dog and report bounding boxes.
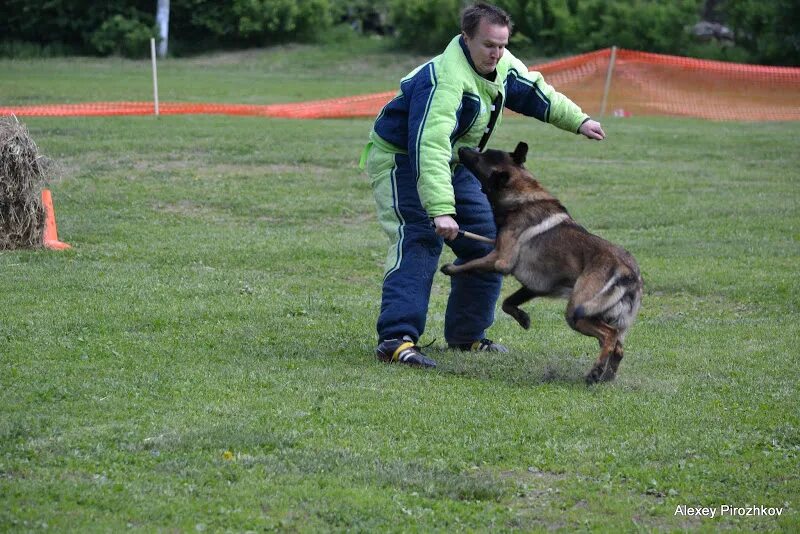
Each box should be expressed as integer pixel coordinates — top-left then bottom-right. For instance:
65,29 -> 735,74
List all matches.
442,142 -> 643,383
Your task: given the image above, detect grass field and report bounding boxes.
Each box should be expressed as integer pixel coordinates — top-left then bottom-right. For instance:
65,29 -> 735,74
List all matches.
1,43 -> 799,531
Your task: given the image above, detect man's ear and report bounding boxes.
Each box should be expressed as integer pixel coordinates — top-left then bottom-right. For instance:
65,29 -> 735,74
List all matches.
512,142 -> 528,165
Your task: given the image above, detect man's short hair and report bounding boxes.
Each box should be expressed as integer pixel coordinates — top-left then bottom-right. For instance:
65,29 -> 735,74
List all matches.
461,2 -> 513,38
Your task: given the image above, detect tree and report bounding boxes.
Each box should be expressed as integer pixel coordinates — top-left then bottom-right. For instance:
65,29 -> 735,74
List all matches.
156,0 -> 170,57
723,0 -> 800,65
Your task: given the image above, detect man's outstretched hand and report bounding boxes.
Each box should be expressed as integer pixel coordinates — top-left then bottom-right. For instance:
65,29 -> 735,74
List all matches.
579,119 -> 606,140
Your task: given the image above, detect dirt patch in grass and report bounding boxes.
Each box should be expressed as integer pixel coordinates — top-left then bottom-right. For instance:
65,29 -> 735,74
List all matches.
338,211 -> 374,226
152,200 -> 217,218
441,350 -> 591,387
500,465 -> 567,494
131,160 -> 334,177
498,467 -> 569,529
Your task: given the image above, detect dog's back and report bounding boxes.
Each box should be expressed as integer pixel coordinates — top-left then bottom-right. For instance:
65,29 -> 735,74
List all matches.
512,223 -> 642,340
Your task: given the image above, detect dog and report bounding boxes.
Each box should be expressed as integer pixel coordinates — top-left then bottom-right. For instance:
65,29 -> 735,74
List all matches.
441,142 -> 643,383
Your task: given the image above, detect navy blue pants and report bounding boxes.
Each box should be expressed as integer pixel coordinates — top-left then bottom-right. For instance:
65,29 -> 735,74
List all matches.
369,148 -> 502,345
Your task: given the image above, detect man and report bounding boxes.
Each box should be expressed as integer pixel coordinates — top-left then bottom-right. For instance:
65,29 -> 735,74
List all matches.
363,2 -> 605,368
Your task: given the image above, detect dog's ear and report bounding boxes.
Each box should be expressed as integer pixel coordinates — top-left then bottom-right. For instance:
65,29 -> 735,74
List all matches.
512,142 -> 528,165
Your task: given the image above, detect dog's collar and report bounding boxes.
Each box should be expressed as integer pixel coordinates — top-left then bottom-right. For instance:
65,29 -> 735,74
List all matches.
517,212 -> 571,243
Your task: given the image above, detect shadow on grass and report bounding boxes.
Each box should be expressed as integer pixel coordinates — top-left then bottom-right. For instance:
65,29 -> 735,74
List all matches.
430,349 -> 593,387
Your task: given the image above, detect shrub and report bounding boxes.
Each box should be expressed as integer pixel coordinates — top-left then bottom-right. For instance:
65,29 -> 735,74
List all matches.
330,0 -> 393,35
389,0 -> 462,53
90,14 -> 155,57
385,0 -> 702,56
0,40 -> 77,59
724,0 -> 800,66
233,0 -> 333,44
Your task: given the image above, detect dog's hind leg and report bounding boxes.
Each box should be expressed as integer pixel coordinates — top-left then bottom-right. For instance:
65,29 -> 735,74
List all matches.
567,316 -> 619,384
502,286 -> 538,329
609,341 -> 624,375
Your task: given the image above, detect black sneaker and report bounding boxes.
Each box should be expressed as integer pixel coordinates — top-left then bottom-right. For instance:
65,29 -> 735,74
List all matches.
376,335 -> 437,368
448,338 -> 509,353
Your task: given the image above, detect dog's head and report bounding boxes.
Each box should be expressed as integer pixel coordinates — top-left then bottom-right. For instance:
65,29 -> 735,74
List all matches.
458,142 -> 534,199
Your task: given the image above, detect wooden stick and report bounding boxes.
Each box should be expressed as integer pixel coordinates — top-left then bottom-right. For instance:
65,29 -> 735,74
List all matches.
430,221 -> 495,244
459,230 -> 495,244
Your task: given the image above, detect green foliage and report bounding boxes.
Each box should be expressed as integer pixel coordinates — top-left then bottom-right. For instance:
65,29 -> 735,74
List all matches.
381,0 -> 798,65
0,41 -> 76,59
724,0 -> 800,66
0,0 -> 335,57
233,0 -> 333,44
89,14 -> 156,58
0,0 -> 799,64
329,0 -> 393,35
507,0 -> 583,56
684,40 -> 752,64
575,0 -> 701,54
389,0 -> 463,52
169,0 -> 241,47
0,0 -> 153,55
384,0 -> 702,56
329,0 -> 390,22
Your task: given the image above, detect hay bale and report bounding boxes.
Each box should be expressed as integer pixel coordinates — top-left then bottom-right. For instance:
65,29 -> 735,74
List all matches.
0,115 -> 50,249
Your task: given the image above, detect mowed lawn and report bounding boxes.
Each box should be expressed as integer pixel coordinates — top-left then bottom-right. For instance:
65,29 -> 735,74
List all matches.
1,45 -> 799,531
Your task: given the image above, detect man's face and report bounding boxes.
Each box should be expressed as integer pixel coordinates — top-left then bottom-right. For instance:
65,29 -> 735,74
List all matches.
463,20 -> 509,75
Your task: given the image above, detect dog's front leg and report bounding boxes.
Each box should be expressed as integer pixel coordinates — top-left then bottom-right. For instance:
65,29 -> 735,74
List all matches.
440,249 -> 499,276
492,229 -> 517,274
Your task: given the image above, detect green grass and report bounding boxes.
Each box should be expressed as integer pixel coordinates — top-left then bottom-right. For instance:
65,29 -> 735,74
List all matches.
1,42 -> 799,531
0,38 -> 429,106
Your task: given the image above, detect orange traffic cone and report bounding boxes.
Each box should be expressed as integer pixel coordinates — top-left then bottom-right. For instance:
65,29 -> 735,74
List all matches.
42,188 -> 71,250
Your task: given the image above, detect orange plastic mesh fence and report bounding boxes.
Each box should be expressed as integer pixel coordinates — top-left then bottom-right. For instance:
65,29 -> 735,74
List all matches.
535,48 -> 800,121
2,48 -> 798,121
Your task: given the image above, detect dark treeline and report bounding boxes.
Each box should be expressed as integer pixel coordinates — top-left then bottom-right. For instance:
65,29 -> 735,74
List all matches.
1,0 -> 798,66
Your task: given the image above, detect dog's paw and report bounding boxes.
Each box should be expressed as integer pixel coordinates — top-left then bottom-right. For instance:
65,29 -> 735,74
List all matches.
501,306 -> 530,330
585,363 -> 616,385
440,264 -> 454,276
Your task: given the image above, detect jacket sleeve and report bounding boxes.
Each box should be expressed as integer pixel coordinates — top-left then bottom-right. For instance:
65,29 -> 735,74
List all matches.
407,63 -> 460,218
504,54 -> 589,134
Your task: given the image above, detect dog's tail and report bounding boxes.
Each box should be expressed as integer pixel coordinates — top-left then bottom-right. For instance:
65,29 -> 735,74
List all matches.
573,269 -> 641,322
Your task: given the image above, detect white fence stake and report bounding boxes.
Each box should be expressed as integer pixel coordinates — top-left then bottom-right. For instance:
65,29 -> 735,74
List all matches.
150,38 -> 160,116
599,45 -> 617,118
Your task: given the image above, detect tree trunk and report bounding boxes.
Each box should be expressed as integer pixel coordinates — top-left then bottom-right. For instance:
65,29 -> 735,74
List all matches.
156,0 -> 170,58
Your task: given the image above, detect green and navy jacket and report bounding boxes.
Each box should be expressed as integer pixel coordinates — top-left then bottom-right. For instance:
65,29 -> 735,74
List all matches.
369,34 -> 590,218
